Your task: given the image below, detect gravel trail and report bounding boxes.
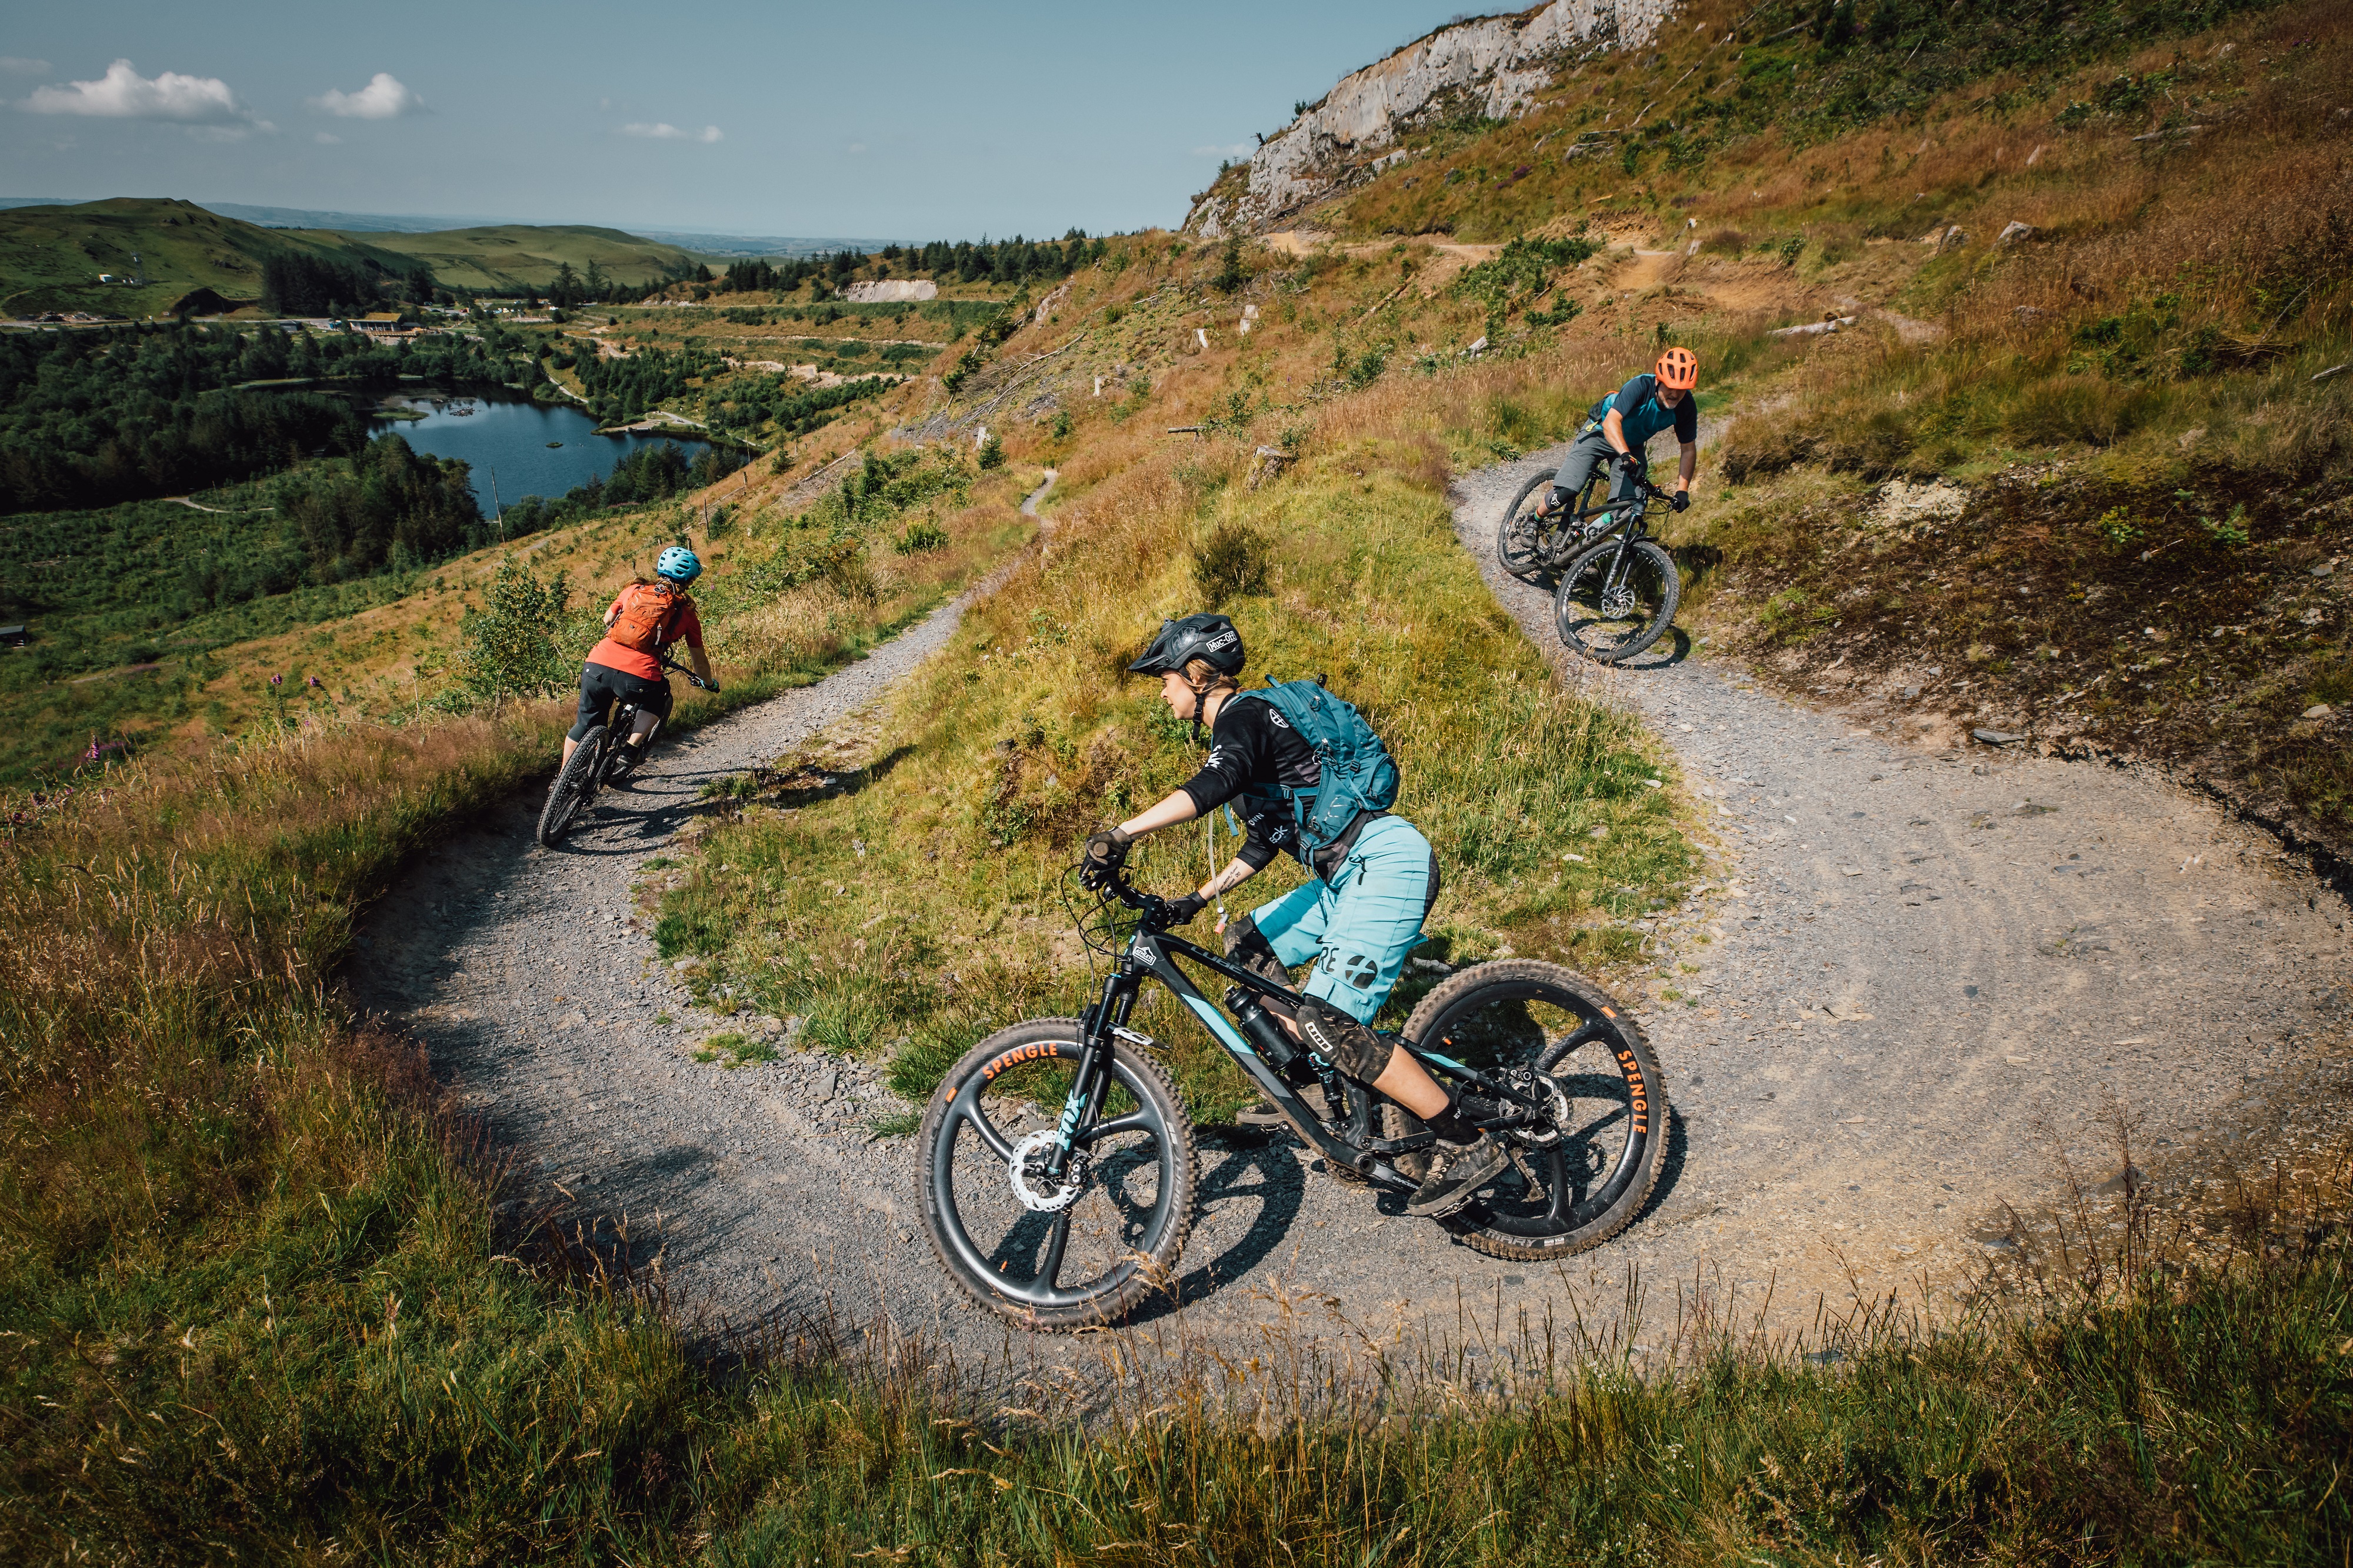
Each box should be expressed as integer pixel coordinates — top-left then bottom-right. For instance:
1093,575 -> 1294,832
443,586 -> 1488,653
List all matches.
354,457 -> 2353,1360
351,587 -> 1008,1340
1447,451 -> 2353,1317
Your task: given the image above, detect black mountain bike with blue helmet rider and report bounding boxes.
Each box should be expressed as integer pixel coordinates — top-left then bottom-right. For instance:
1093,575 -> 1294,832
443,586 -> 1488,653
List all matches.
536,545 -> 718,849
914,613 -> 1668,1329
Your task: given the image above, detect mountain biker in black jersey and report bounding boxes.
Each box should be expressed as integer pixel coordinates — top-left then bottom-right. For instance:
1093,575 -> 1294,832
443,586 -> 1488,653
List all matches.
1075,613 -> 1509,1219
1548,346 -> 1701,519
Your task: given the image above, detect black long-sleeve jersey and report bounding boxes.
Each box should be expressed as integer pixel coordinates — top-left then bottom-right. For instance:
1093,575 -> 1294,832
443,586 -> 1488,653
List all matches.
1176,693 -> 1378,878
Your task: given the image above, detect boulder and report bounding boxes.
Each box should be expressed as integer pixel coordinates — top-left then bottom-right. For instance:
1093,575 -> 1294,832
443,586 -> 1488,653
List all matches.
1998,221 -> 2038,246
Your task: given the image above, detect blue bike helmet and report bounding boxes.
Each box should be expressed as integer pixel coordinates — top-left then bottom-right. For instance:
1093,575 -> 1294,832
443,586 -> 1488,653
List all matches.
655,545 -> 702,585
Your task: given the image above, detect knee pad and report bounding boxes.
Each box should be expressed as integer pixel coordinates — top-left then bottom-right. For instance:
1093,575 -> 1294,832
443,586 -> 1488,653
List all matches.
1297,996 -> 1396,1084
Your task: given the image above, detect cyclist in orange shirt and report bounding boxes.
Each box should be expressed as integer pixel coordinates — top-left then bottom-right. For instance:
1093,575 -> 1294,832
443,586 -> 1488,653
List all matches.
563,545 -> 716,773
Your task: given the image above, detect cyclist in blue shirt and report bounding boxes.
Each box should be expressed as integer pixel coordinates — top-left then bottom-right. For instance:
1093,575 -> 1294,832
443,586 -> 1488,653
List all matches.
1548,346 -> 1701,519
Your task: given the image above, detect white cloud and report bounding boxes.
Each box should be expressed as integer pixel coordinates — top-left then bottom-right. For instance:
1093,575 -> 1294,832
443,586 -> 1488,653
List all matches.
1191,141 -> 1252,158
309,72 -> 420,119
0,58 -> 53,76
622,121 -> 721,143
22,59 -> 256,129
314,131 -> 341,144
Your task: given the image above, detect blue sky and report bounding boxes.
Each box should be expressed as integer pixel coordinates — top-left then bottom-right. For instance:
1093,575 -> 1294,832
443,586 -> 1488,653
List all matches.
1,0 -> 1467,239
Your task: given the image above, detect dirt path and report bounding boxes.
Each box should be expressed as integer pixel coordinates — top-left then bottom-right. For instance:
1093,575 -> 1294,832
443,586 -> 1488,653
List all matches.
350,593 -> 1007,1340
354,455 -> 2353,1361
1450,451 -> 2353,1320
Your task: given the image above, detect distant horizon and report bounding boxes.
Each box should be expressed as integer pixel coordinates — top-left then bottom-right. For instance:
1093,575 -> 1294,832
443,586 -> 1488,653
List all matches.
0,195 -> 922,256
0,0 -> 1458,236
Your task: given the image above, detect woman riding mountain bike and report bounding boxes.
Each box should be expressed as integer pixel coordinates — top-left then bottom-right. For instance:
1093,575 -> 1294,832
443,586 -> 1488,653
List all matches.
564,545 -> 717,776
1076,613 -> 1511,1220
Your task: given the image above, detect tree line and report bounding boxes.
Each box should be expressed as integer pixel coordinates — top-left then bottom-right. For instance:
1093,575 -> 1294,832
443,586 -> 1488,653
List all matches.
717,232 -> 1108,296
0,323 -> 546,513
259,252 -> 436,316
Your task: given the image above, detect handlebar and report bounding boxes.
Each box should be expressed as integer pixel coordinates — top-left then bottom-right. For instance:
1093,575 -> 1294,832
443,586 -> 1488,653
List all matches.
1092,862 -> 1177,931
657,653 -> 716,692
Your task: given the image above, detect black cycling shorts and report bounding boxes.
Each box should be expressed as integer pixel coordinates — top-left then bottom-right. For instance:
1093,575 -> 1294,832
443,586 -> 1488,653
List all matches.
570,660 -> 672,742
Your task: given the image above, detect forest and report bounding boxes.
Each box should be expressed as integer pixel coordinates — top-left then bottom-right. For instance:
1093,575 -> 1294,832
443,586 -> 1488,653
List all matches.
717,232 -> 1104,295
0,323 -> 546,513
259,252 -> 436,317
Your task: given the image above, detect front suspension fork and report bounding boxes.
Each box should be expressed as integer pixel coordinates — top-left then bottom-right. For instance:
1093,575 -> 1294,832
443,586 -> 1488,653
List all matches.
1046,969 -> 1139,1175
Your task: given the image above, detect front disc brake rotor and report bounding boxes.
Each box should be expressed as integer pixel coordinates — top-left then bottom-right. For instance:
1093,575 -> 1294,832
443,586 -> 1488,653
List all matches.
1007,1127 -> 1085,1213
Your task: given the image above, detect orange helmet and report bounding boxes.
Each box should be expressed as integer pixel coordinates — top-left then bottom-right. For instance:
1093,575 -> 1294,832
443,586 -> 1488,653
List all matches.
1654,346 -> 1699,390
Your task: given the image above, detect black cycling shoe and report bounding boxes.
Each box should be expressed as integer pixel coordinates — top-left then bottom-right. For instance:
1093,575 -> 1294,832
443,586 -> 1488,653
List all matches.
1405,1132 -> 1508,1218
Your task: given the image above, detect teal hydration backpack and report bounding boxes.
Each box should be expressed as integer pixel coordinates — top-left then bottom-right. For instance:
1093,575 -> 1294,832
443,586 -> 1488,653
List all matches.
1235,678 -> 1401,861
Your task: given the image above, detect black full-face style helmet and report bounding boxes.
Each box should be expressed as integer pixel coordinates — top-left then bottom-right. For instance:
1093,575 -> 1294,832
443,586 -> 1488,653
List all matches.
1126,613 -> 1245,679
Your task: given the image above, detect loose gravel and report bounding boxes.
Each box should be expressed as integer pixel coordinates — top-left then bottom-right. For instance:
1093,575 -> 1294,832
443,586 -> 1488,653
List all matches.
353,455 -> 2353,1363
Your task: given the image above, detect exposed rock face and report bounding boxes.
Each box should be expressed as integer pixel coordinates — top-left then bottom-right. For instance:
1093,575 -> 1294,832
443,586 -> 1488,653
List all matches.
841,279 -> 937,302
1188,0 -> 1681,237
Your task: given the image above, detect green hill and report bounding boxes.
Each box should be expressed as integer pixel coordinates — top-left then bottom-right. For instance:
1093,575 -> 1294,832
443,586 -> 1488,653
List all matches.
0,201 -> 706,318
0,197 -> 416,319
313,222 -> 702,293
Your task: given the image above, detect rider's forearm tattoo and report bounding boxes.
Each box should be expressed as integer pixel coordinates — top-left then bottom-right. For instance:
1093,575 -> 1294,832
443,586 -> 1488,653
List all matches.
1202,856 -> 1259,899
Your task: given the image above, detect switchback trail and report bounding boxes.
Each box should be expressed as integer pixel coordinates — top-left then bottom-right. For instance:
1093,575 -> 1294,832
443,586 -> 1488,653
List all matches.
1450,451 -> 2353,1320
356,455 -> 2352,1365
351,588 -> 1010,1342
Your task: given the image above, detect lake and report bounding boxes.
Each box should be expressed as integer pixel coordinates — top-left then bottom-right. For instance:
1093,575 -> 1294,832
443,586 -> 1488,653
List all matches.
373,389 -> 708,519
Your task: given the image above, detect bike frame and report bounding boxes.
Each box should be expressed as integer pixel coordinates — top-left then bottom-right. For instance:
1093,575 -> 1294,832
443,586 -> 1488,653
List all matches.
1032,889 -> 1545,1197
1559,473 -> 1673,599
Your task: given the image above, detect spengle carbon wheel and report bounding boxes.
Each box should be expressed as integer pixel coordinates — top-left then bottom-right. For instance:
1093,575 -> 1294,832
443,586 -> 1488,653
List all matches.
918,1017 -> 1198,1332
1402,959 -> 1667,1262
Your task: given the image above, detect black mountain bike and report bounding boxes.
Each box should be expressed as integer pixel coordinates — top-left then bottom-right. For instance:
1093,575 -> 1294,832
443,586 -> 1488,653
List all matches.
1496,462 -> 1682,663
916,864 -> 1668,1330
535,657 -> 712,849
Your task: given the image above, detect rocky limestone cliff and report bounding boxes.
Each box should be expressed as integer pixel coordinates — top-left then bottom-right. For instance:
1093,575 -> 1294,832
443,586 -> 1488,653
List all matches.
1187,0 -> 1679,238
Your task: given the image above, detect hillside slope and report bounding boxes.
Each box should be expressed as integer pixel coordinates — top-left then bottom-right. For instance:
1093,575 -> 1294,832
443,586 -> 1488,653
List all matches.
0,198 -> 418,318
316,223 -> 703,293
0,201 -> 706,317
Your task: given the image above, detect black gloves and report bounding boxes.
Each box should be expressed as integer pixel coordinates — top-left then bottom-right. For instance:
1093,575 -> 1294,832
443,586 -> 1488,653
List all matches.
1166,892 -> 1208,925
1614,450 -> 1645,475
1076,826 -> 1134,890
1671,490 -> 1690,513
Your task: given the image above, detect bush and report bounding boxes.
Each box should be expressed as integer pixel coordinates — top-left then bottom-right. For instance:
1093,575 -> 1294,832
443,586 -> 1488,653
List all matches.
893,519 -> 949,555
977,433 -> 1005,470
1189,520 -> 1271,605
458,559 -> 574,702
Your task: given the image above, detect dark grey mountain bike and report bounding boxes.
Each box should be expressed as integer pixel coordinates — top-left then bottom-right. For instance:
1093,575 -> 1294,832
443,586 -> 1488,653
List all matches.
535,656 -> 712,849
916,862 -> 1668,1330
1496,461 -> 1682,663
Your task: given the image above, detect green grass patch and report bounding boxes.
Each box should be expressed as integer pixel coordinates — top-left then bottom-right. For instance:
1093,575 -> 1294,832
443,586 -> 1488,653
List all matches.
653,432 -> 1692,1119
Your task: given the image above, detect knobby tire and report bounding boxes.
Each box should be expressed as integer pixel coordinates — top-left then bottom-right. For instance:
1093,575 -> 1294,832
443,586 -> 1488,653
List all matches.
536,725 -> 606,849
919,1018 -> 1198,1332
1554,535 -> 1680,663
1401,959 -> 1667,1260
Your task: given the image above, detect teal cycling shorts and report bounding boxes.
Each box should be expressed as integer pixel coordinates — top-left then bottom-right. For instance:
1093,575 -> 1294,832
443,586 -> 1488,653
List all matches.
1246,814 -> 1441,1025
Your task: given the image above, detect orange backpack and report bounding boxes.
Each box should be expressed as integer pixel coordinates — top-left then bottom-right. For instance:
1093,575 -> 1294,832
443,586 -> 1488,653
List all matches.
606,583 -> 683,655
